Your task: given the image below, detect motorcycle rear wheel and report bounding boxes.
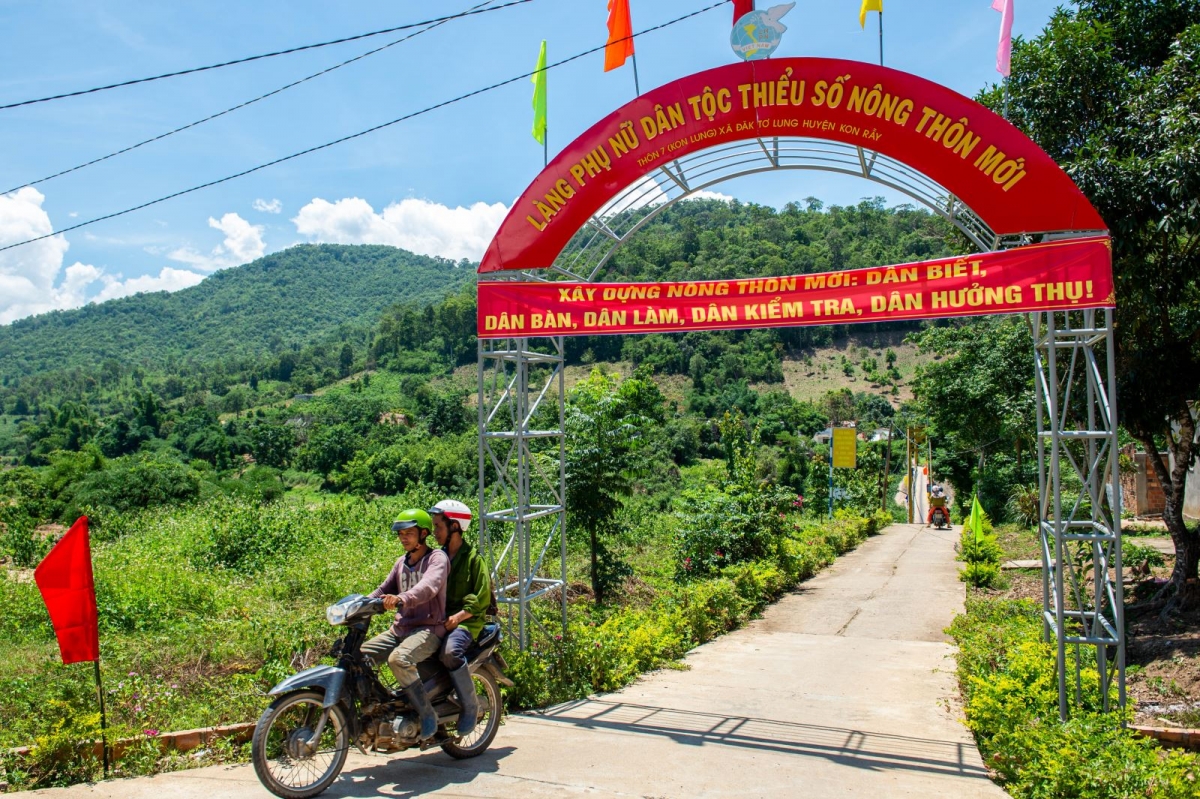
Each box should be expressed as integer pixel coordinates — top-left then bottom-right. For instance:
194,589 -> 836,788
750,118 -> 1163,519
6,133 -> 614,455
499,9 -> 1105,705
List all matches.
252,690 -> 350,799
440,668 -> 501,759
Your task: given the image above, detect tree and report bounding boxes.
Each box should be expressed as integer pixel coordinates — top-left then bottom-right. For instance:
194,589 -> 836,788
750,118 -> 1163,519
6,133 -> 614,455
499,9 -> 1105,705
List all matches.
911,317 -> 1035,514
564,369 -> 661,602
985,1 -> 1200,601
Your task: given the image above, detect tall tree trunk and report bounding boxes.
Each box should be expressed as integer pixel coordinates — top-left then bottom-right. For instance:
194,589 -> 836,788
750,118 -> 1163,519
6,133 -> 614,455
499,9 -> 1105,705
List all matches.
1141,405 -> 1199,607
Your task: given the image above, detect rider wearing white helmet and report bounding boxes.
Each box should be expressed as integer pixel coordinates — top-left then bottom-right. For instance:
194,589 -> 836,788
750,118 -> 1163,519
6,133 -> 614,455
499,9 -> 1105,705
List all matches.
429,498 -> 491,736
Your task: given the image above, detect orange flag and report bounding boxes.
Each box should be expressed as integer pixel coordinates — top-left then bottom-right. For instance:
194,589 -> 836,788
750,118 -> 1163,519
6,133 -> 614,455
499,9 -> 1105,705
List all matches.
604,0 -> 635,72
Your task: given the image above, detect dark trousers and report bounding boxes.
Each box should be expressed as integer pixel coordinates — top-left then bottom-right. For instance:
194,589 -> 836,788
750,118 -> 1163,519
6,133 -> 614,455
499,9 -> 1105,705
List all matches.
440,627 -> 475,670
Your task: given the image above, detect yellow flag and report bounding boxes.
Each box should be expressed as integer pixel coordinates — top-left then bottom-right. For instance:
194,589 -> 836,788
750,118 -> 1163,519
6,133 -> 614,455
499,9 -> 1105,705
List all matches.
859,0 -> 882,28
531,40 -> 547,145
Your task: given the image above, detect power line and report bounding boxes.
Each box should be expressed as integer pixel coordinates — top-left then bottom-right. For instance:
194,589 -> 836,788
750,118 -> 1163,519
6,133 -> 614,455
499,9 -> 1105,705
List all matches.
0,0 -> 532,112
0,0 -> 726,255
2,0 -> 507,195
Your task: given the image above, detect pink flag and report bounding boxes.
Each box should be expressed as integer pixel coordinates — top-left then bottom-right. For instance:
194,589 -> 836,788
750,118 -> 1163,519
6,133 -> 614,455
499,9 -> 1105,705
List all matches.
991,0 -> 1014,77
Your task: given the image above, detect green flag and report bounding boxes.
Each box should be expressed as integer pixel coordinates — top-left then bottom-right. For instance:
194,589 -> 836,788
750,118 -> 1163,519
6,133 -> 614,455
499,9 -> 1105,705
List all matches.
969,494 -> 984,544
531,40 -> 547,145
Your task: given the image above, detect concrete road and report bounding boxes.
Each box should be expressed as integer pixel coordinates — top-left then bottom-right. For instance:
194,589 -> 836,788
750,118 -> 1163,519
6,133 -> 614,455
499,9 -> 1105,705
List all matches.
33,524 -> 1004,798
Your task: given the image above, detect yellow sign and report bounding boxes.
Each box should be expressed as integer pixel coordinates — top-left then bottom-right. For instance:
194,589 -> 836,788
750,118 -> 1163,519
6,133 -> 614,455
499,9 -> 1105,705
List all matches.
832,428 -> 857,468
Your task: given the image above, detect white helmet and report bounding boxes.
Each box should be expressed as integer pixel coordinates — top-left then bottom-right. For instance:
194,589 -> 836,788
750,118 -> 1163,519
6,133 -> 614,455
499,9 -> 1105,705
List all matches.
429,498 -> 472,533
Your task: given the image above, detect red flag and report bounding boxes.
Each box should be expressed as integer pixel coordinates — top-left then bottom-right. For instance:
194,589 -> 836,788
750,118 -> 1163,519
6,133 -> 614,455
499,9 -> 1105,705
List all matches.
732,0 -> 754,26
34,516 -> 99,664
604,0 -> 635,72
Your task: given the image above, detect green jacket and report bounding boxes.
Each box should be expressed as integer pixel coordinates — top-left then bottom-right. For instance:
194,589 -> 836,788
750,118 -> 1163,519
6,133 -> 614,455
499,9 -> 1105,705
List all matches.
443,540 -> 491,638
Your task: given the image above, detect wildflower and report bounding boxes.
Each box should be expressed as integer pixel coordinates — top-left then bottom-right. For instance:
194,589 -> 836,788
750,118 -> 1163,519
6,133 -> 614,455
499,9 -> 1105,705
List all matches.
134,705 -> 143,714
143,729 -> 160,737
170,683 -> 179,689
127,671 -> 137,677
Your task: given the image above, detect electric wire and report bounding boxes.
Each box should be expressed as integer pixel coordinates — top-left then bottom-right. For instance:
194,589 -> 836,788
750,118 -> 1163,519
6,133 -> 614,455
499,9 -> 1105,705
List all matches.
0,0 -> 532,112
0,0 -> 726,255
2,0 -> 507,195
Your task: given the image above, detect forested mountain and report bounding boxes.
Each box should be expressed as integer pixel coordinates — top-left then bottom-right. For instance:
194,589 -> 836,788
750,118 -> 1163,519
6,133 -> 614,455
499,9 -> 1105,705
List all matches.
0,244 -> 472,382
1,199 -> 958,477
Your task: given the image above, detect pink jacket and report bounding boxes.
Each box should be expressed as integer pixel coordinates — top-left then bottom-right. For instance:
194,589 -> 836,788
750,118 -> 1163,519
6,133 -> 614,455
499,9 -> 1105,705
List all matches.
370,548 -> 450,639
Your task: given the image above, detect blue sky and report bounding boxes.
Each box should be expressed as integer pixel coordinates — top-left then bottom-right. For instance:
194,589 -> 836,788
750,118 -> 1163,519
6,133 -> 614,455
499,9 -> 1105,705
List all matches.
0,0 -> 1066,324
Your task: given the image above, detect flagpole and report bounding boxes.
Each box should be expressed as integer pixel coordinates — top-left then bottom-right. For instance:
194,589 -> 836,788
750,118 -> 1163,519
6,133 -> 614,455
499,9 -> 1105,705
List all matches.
878,11 -> 884,66
94,659 -> 109,777
630,52 -> 642,96
544,43 -> 549,166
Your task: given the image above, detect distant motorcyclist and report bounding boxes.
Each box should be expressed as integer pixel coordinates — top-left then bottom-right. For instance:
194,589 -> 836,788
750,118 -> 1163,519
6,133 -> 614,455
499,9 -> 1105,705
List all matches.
430,499 -> 491,736
928,483 -> 950,525
360,509 -> 449,740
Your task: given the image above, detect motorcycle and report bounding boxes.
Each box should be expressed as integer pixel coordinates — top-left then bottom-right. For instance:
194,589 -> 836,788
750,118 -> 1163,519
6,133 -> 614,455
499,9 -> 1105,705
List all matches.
251,594 -> 511,799
930,505 -> 949,529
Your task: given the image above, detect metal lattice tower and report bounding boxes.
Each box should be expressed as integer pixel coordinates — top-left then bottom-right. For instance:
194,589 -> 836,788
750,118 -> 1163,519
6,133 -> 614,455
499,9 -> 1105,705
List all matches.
477,334 -> 568,650
1032,309 -> 1125,719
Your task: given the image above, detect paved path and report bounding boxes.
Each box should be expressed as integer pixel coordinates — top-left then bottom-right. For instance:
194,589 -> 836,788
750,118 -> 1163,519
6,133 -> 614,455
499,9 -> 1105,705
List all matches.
33,524 -> 1004,798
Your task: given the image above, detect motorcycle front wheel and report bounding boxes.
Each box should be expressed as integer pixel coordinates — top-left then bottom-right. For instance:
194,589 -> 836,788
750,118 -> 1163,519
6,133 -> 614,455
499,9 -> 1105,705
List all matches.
440,667 -> 502,759
252,690 -> 350,799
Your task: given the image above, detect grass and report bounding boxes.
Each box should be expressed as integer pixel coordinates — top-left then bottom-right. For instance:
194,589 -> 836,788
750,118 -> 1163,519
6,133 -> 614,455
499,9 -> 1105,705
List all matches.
0,479 -> 886,791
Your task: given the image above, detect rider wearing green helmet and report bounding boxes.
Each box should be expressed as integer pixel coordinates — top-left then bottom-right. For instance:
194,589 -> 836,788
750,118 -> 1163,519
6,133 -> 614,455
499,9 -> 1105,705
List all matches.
360,508 -> 450,741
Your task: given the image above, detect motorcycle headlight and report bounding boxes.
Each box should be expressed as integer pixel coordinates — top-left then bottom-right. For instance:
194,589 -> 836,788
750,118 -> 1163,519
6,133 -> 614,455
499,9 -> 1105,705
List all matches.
326,604 -> 348,626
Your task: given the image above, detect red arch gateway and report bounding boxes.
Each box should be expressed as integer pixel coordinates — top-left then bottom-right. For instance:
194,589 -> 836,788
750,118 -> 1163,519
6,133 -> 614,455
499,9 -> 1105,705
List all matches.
478,57 -> 1105,275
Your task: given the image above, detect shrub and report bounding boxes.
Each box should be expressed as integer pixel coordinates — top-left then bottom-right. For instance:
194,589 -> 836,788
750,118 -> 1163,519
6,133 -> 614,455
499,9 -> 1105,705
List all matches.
1006,484 -> 1040,528
949,598 -> 1200,798
1123,541 -> 1166,572
959,507 -> 1003,587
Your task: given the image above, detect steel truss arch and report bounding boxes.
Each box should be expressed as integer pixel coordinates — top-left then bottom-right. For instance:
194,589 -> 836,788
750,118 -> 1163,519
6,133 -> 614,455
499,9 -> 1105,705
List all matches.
477,58 -> 1121,721
551,137 -> 1003,283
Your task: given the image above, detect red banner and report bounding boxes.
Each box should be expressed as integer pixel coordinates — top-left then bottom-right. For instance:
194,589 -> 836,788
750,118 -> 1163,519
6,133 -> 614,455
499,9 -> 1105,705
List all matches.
479,58 -> 1106,274
478,237 -> 1113,338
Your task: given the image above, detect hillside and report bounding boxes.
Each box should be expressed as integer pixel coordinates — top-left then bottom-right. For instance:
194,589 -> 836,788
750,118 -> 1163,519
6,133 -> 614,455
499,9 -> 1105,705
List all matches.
0,244 -> 472,381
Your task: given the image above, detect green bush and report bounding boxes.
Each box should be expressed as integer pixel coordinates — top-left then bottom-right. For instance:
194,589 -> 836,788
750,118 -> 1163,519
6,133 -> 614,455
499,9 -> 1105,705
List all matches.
959,507 -> 1003,587
1123,541 -> 1166,572
959,561 -> 1001,588
0,503 -> 46,567
949,598 -> 1200,798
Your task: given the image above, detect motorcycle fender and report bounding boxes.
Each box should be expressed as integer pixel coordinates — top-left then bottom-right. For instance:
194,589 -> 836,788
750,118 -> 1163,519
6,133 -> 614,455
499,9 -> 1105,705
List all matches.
480,658 -> 514,688
267,665 -> 347,708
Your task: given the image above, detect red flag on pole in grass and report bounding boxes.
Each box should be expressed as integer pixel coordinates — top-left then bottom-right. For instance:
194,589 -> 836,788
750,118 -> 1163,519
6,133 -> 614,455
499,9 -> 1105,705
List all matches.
732,0 -> 754,26
34,516 -> 99,664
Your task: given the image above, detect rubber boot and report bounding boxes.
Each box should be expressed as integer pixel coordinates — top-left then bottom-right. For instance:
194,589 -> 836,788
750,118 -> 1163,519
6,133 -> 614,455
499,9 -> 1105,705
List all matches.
448,664 -> 479,736
402,680 -> 438,740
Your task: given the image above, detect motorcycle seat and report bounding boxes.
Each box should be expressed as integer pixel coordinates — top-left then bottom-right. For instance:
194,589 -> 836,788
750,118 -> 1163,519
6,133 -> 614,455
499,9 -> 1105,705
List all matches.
474,622 -> 500,651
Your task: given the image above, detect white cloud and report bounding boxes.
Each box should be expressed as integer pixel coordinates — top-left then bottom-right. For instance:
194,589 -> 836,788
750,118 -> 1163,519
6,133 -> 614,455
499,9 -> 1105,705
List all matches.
168,212 -> 265,271
253,198 -> 282,214
687,189 -> 735,202
292,196 -> 509,261
93,267 -> 205,302
0,188 -> 207,324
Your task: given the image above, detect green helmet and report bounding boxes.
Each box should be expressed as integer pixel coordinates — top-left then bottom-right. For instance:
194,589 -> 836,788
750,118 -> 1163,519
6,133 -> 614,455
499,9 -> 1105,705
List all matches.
392,508 -> 432,534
